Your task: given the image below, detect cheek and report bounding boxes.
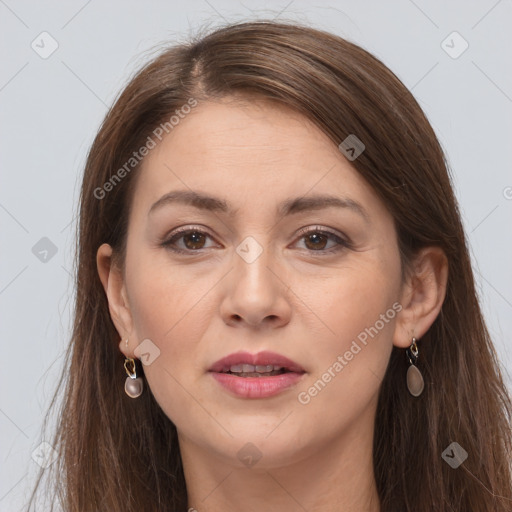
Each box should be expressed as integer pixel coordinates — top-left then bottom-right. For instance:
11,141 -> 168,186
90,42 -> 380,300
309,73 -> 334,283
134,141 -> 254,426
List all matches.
126,274 -> 203,426
126,253 -> 213,348
124,258 -> 220,424
291,254 -> 400,406
295,251 -> 400,344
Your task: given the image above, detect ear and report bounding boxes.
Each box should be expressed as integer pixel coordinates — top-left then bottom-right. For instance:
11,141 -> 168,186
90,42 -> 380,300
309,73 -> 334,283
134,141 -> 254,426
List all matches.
393,246 -> 448,348
96,243 -> 135,357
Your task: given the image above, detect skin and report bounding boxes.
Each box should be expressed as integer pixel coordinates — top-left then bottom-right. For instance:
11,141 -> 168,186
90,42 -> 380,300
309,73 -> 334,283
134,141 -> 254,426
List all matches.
97,96 -> 448,512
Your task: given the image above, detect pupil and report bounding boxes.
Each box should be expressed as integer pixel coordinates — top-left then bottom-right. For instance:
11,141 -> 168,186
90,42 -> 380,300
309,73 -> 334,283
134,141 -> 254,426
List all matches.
184,232 -> 205,249
306,233 -> 326,250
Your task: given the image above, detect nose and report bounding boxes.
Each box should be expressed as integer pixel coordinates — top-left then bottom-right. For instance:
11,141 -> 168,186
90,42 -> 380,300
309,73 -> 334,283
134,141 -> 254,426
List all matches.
220,244 -> 292,329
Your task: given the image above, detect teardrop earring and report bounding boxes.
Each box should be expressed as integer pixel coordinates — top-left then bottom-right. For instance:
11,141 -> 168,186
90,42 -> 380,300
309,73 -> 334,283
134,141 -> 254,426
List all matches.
405,337 -> 425,397
124,357 -> 144,398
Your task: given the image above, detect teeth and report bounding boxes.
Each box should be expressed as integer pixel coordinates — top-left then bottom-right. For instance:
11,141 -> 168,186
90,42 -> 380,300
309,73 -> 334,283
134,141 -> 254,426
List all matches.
237,370 -> 282,377
256,365 -> 273,372
229,364 -> 284,373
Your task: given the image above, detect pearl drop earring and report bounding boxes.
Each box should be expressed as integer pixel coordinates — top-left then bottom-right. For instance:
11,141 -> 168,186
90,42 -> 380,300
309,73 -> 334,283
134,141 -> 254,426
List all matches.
123,339 -> 144,398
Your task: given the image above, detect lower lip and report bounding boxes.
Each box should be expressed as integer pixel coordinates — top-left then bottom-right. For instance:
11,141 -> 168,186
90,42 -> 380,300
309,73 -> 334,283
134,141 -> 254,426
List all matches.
210,371 -> 305,398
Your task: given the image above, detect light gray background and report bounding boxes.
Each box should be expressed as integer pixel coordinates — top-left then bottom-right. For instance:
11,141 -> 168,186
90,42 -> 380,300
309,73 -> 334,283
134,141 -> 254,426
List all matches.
1,1 -> 511,510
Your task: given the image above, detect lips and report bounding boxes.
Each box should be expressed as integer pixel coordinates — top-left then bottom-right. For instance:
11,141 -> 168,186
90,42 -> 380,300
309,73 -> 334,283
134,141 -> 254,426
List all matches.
208,350 -> 306,399
208,350 -> 305,374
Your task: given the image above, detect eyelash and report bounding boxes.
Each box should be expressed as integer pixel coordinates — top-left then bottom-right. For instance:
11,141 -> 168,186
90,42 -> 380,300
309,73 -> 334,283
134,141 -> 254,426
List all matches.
160,225 -> 351,255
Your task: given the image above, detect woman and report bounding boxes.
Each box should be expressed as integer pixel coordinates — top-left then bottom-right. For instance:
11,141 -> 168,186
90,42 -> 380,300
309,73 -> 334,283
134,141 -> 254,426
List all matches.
28,20 -> 512,511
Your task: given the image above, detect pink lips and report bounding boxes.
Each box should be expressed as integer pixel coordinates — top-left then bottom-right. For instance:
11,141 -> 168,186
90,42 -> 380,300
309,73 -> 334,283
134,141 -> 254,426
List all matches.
208,350 -> 305,373
208,350 -> 306,399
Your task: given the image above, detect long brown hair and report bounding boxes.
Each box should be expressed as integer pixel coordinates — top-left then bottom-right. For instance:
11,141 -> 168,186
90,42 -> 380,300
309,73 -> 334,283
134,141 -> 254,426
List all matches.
27,19 -> 512,511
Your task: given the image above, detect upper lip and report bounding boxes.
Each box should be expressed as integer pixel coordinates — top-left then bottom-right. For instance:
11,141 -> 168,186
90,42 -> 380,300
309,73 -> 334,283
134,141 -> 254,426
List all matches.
209,350 -> 305,373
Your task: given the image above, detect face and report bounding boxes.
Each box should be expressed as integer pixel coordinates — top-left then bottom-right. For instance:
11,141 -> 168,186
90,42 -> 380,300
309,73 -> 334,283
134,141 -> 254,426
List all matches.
109,97 -> 405,468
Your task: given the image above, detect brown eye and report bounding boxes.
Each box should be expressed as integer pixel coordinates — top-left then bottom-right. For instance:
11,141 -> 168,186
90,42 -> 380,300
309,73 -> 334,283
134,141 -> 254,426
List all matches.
182,231 -> 207,250
162,228 -> 216,254
303,232 -> 329,250
295,227 -> 350,254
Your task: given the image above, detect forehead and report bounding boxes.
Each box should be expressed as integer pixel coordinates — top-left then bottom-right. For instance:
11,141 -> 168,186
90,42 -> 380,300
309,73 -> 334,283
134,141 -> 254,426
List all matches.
129,98 -> 383,221
156,97 -> 336,166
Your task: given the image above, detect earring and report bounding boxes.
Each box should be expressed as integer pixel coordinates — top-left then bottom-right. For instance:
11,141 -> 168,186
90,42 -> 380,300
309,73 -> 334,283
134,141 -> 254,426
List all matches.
124,356 -> 144,398
405,337 -> 424,397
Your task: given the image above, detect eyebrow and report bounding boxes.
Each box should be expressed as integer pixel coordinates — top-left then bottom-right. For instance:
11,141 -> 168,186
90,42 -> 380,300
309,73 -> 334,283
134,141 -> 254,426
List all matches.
148,189 -> 370,223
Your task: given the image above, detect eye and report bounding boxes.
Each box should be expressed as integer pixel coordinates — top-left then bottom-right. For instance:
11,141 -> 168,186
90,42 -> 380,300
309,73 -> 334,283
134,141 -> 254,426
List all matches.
161,225 -> 351,255
293,226 -> 350,254
161,227 -> 217,254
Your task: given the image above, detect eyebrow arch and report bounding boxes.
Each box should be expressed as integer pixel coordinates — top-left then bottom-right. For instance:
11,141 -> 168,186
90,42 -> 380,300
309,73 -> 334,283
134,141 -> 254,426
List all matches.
148,189 -> 370,224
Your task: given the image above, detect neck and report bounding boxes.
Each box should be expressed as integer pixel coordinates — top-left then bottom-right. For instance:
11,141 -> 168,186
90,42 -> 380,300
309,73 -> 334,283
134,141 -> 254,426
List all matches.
179,405 -> 381,512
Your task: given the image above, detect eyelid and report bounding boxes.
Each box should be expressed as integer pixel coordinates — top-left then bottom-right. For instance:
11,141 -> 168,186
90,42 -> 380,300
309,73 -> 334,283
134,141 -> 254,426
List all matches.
295,225 -> 348,241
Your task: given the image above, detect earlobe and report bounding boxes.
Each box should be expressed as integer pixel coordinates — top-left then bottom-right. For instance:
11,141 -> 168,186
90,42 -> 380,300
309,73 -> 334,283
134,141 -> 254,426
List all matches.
96,243 -> 134,347
393,246 -> 448,348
